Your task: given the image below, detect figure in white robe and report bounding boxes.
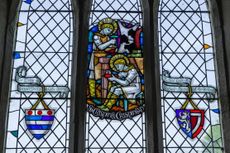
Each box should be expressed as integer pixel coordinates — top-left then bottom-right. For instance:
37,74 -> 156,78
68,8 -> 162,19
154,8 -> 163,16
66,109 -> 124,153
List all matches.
99,54 -> 141,111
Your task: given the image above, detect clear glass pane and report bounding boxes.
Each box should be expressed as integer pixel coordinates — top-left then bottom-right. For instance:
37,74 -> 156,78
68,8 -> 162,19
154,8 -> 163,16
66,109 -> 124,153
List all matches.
5,0 -> 73,152
158,0 -> 224,152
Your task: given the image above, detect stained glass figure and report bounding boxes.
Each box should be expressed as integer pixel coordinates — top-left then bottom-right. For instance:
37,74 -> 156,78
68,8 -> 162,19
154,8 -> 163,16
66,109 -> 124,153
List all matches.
87,18 -> 144,120
85,0 -> 146,152
158,0 -> 224,152
4,0 -> 73,152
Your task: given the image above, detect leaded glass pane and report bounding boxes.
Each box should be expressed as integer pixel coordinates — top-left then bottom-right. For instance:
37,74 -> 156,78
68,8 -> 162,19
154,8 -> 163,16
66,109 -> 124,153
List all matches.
5,0 -> 73,152
85,0 -> 146,152
158,0 -> 224,152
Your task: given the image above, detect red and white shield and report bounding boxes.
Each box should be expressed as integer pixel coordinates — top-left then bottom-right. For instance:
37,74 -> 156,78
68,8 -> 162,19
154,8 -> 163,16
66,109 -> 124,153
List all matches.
190,110 -> 204,138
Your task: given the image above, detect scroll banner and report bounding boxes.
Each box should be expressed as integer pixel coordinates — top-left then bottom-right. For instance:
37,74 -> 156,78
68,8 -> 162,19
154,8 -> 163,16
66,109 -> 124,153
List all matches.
162,70 -> 216,100
16,66 -> 69,98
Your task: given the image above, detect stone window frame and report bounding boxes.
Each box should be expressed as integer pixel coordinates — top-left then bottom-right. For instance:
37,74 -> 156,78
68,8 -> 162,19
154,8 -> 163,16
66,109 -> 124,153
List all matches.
0,0 -> 229,153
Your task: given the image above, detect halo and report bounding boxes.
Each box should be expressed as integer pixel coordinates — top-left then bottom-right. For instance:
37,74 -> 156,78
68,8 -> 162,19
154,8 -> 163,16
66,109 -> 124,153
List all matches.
98,18 -> 118,34
109,54 -> 129,71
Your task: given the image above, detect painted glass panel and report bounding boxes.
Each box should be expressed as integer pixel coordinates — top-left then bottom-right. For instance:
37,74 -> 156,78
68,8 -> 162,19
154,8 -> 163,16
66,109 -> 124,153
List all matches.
85,0 -> 146,152
158,0 -> 224,152
5,0 -> 73,152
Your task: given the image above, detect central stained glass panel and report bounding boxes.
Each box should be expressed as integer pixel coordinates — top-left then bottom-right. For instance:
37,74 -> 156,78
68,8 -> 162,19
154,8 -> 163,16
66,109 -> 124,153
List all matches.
85,0 -> 146,152
87,18 -> 144,120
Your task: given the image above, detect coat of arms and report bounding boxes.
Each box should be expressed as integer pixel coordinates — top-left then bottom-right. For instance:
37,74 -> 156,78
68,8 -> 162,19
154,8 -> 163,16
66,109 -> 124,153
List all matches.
16,66 -> 69,139
162,71 -> 216,139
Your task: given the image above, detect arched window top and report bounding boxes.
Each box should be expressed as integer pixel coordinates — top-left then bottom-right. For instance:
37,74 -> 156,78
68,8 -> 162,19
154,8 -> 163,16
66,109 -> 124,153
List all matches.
90,0 -> 143,24
20,0 -> 72,11
92,0 -> 142,12
159,0 -> 208,11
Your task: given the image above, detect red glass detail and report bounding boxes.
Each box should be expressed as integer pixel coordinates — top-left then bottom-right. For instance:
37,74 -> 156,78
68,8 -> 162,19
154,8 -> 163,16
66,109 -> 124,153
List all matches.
28,110 -> 33,115
37,110 -> 42,115
104,71 -> 111,78
191,110 -> 205,138
47,110 -> 53,116
135,28 -> 142,49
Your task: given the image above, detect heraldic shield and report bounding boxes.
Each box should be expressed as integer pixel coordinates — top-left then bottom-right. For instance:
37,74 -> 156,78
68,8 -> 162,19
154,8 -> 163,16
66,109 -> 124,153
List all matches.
25,91 -> 55,140
176,109 -> 204,139
162,71 -> 217,139
25,109 -> 55,139
15,66 -> 69,139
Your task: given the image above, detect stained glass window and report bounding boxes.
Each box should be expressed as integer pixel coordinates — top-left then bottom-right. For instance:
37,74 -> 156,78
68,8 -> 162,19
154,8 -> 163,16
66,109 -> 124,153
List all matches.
85,0 -> 146,152
159,0 -> 224,152
4,0 -> 73,152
